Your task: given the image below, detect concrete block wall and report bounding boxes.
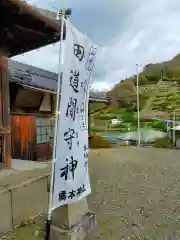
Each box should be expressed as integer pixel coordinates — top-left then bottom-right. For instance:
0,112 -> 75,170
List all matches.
0,187 -> 12,235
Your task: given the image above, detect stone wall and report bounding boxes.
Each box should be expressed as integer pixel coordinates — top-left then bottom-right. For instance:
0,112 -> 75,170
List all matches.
139,81 -> 180,95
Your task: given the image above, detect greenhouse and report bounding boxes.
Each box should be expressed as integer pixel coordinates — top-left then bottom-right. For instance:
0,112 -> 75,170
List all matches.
117,128 -> 166,144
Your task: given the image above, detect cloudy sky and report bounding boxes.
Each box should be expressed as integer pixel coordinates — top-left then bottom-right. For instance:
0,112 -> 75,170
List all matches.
13,0 -> 180,90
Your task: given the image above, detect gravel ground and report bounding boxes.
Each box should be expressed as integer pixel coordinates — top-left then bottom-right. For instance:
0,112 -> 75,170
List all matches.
5,147 -> 180,240
87,148 -> 180,240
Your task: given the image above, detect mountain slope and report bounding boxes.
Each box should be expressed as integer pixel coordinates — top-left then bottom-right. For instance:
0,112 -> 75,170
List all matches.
110,54 -> 180,116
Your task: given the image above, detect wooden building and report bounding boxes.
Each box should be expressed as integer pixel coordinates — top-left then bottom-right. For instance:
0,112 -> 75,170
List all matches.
8,60 -> 108,162
1,0 -> 108,167
0,0 -> 63,167
9,60 -> 57,162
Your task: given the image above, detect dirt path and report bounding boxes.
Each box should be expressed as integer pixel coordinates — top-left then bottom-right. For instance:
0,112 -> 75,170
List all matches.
5,148 -> 180,240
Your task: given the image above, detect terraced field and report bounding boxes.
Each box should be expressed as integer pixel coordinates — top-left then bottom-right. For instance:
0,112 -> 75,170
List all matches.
140,81 -> 180,116
151,91 -> 180,112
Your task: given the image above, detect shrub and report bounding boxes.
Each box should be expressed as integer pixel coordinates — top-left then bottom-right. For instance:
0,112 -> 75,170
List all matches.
150,121 -> 166,131
162,77 -> 169,81
108,127 -> 127,132
140,118 -> 151,123
126,107 -> 134,113
110,123 -> 121,129
90,126 -> 98,132
111,123 -> 127,129
90,126 -> 106,132
96,115 -> 116,120
89,133 -> 112,148
121,112 -> 135,123
154,136 -> 172,148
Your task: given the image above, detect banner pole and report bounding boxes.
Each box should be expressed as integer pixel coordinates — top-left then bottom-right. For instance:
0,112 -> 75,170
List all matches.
44,9 -> 65,240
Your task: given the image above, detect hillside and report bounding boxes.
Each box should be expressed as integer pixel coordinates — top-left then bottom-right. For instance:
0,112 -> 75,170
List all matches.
109,54 -> 180,117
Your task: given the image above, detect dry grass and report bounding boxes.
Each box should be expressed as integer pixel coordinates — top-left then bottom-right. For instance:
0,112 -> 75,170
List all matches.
89,133 -> 112,149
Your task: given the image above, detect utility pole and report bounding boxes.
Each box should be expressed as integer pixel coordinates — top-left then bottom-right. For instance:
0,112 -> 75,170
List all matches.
136,64 -> 141,146
173,111 -> 176,147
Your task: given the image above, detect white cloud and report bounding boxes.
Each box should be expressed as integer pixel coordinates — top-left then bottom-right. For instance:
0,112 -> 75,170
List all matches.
91,82 -> 112,91
13,0 -> 180,90
94,0 -> 180,85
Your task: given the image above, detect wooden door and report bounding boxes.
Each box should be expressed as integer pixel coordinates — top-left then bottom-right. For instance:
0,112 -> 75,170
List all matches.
11,116 -> 36,160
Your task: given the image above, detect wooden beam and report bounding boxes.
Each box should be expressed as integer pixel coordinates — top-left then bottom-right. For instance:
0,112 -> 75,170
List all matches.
0,48 -> 11,167
5,0 -> 62,32
15,25 -> 45,37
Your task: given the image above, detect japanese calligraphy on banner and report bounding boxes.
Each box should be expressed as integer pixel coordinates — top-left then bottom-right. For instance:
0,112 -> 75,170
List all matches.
51,19 -> 97,210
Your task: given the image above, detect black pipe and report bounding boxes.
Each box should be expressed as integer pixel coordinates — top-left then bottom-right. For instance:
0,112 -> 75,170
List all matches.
44,220 -> 52,240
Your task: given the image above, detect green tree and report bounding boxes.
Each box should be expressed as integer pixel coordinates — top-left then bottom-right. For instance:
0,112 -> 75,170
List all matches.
162,76 -> 169,81
146,75 -> 159,83
151,120 -> 165,131
139,75 -> 148,85
121,112 -> 135,123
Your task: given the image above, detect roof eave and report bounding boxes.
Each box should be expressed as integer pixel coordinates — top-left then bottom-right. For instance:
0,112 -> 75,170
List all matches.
7,0 -> 61,32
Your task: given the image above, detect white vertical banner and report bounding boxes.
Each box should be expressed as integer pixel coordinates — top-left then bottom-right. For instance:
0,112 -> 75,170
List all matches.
51,19 -> 97,210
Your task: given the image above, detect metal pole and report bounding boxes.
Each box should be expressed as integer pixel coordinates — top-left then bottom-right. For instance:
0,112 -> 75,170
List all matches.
136,64 -> 141,146
173,111 -> 176,147
166,121 -> 169,133
45,10 -> 66,240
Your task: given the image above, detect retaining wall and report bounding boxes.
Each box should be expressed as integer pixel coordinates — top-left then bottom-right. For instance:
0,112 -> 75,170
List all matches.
0,168 -> 50,236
